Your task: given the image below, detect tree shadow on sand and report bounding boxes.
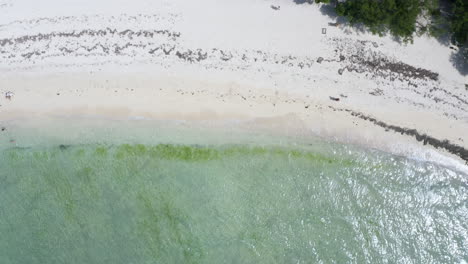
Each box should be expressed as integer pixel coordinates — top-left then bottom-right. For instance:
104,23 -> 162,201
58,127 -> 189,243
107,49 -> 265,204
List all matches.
450,46 -> 468,76
432,33 -> 468,76
318,4 -> 377,36
293,0 -> 314,4
293,0 -> 467,76
426,1 -> 467,76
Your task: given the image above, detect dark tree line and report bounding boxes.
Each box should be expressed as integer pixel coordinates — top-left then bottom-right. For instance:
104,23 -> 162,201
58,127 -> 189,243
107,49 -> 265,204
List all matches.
448,0 -> 467,46
315,0 -> 467,46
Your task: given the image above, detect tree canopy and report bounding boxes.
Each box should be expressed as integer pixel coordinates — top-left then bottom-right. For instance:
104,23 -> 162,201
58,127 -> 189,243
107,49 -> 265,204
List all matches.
336,0 -> 420,42
317,0 -> 467,46
449,0 -> 467,45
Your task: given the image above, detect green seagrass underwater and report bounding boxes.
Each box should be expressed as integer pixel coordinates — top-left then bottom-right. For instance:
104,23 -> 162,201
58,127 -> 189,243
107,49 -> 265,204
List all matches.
0,123 -> 467,263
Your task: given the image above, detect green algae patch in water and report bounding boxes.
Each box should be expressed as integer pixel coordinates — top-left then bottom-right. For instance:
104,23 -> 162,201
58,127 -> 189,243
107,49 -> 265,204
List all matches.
0,143 -> 467,263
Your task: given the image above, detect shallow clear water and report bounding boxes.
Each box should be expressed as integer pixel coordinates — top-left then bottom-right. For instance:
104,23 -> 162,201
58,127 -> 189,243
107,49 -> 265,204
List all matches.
0,120 -> 467,263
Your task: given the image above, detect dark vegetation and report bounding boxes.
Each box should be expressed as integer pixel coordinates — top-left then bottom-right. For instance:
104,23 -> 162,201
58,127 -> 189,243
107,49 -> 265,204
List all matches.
313,0 -> 466,44
447,0 -> 467,45
311,0 -> 467,72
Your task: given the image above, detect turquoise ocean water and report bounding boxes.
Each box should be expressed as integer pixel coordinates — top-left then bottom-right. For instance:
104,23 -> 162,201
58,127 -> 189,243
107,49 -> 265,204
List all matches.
0,118 -> 467,263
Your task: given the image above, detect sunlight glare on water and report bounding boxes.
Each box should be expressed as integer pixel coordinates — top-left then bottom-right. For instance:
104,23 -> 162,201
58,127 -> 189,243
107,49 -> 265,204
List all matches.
0,120 -> 467,263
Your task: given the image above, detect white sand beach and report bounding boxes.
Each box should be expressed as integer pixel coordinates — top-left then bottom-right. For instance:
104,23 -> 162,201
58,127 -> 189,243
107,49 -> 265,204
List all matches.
0,0 -> 467,165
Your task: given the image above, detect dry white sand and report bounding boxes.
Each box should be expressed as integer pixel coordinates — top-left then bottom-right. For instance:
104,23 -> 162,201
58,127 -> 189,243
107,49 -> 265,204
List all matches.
0,0 -> 467,166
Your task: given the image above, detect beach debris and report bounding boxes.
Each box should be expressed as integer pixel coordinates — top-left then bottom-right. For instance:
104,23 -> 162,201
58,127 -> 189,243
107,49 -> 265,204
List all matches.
328,22 -> 340,27
329,96 -> 340,101
322,28 -> 327,34
330,37 -> 439,82
175,49 -> 208,62
162,45 -> 175,55
340,108 -> 468,163
5,91 -> 13,100
220,50 -> 233,61
372,42 -> 379,48
340,94 -> 348,98
369,88 -> 384,96
317,57 -> 324,63
148,47 -> 160,54
1,127 -> 5,131
270,5 -> 280,10
339,55 -> 345,61
338,68 -> 344,75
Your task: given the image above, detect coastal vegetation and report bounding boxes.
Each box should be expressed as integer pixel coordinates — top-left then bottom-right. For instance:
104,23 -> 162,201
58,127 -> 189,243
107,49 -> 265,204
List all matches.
315,0 -> 467,46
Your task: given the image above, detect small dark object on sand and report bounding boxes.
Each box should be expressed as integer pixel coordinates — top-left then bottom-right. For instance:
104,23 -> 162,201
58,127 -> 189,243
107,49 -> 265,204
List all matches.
57,93 -> 60,96
339,55 -> 345,61
1,127 -> 5,131
338,68 -> 344,75
329,96 -> 340,101
271,5 -> 280,10
317,57 -> 324,63
5,91 -> 13,100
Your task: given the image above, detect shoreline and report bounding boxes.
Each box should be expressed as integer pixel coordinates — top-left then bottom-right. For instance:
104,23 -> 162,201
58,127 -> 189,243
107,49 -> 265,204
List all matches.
1,0 -> 467,170
2,1 -> 468,262
2,113 -> 468,175
1,71 -> 467,172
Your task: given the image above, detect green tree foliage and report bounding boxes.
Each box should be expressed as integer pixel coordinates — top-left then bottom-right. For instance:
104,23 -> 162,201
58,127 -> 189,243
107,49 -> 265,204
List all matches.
449,0 -> 467,45
335,0 -> 421,42
311,0 -> 466,70
330,0 -> 467,46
